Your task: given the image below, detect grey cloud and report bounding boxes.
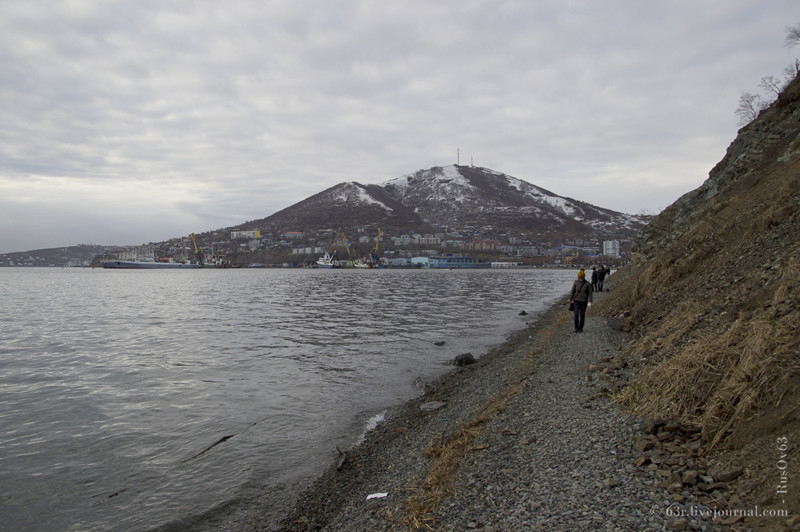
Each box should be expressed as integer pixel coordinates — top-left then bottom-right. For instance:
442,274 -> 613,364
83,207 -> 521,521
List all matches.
0,0 -> 798,252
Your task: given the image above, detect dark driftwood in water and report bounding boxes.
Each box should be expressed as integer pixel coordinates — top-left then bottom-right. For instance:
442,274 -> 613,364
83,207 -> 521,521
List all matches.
336,446 -> 348,470
183,434 -> 236,462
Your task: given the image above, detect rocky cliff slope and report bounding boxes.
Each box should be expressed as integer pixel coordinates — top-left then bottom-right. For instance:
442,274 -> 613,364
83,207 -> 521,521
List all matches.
599,74 -> 800,526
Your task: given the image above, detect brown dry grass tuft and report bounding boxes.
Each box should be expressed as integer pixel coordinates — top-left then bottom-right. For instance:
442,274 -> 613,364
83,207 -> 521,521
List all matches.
401,391 -> 516,530
552,309 -> 569,331
618,297 -> 800,447
626,300 -> 706,360
771,257 -> 800,306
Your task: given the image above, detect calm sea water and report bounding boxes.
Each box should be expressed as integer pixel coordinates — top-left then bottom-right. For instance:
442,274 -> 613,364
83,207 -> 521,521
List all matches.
0,267 -> 575,531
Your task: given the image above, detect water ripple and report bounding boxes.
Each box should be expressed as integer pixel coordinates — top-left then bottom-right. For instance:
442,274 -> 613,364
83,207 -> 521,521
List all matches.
0,267 -> 574,531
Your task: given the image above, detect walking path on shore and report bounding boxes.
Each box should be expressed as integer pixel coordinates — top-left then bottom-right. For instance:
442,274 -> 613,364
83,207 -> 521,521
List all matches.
271,289 -> 722,531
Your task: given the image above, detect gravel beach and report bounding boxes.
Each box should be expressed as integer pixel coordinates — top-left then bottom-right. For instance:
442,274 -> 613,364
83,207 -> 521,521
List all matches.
254,287 -> 724,531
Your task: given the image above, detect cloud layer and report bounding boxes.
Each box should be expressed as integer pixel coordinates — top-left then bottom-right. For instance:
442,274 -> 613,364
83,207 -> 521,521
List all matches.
1,0 -> 797,252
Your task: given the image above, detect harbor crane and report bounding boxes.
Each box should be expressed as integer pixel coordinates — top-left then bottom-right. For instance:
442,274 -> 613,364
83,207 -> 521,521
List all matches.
191,233 -> 205,267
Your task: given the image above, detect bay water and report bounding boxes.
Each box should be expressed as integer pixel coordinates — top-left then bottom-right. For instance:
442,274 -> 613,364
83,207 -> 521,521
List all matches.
0,267 -> 575,530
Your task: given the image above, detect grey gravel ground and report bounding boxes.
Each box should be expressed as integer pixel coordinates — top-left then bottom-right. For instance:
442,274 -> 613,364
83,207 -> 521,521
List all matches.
271,291 -> 723,531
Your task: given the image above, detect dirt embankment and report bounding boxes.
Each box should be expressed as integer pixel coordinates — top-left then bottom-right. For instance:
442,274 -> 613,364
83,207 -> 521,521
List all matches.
596,75 -> 800,528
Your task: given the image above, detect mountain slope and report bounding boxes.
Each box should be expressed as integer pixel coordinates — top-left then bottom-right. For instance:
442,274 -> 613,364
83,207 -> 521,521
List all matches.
598,74 -> 800,524
246,165 -> 643,239
380,165 -> 640,234
255,181 -> 426,233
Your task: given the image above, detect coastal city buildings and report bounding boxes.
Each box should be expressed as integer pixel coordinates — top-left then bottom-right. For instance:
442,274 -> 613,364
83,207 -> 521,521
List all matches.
1,226 -> 634,268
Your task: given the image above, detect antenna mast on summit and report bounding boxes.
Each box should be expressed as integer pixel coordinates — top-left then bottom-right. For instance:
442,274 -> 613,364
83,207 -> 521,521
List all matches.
457,148 -> 460,165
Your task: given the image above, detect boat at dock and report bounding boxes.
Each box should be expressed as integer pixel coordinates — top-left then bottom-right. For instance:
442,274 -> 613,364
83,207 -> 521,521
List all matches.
353,257 -> 381,268
353,229 -> 383,268
102,233 -> 206,269
316,251 -> 340,268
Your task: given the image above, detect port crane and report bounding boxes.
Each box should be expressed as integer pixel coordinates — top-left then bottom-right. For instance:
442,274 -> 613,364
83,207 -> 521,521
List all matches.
191,233 -> 205,267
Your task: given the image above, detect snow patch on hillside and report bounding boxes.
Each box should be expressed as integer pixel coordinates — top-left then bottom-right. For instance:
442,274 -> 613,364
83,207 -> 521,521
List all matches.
501,173 -> 579,217
356,187 -> 393,212
439,165 -> 467,184
541,195 -> 577,216
331,183 -> 393,212
430,166 -> 476,202
380,175 -> 411,194
505,175 -> 526,193
506,175 -> 551,202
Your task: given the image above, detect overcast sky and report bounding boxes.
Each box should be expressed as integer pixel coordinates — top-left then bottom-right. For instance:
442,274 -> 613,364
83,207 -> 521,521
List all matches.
1,1 -> 798,253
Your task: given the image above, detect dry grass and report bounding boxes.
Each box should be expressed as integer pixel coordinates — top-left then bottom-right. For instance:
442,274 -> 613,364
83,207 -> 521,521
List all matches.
772,256 -> 800,306
625,300 -> 705,360
401,391 -> 515,530
552,309 -> 569,331
608,158 -> 800,447
746,171 -> 800,237
612,252 -> 800,448
618,299 -> 800,447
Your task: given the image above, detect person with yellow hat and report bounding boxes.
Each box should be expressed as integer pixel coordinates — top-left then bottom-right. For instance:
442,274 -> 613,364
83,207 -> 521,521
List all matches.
568,268 -> 593,333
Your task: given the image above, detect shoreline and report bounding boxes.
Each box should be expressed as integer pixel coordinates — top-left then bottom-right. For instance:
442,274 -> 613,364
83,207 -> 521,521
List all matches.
271,298 -> 573,531
238,287 -> 723,531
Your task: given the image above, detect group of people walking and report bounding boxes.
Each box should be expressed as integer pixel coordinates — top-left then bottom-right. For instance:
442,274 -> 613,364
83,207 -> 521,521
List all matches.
590,265 -> 609,293
568,265 -> 610,333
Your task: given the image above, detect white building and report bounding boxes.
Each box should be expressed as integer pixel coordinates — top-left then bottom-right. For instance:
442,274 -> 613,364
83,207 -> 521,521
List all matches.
292,246 -> 325,255
384,257 -> 410,267
414,235 -> 441,245
232,230 -> 261,239
602,240 -> 620,257
391,235 -> 415,246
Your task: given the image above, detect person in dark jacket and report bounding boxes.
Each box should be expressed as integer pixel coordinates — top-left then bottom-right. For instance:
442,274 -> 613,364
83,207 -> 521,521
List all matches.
597,265 -> 607,292
569,269 -> 593,333
591,266 -> 599,292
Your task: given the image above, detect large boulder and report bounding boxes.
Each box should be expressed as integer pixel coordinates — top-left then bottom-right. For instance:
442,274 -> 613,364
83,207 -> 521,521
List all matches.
452,353 -> 476,366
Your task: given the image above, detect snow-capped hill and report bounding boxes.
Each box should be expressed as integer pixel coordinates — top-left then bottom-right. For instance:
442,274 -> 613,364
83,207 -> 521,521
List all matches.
250,164 -> 644,239
382,165 -> 475,203
379,165 -> 641,233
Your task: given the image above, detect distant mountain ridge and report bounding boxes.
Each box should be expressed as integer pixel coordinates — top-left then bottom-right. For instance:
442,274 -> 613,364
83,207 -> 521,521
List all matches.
0,244 -> 117,267
1,165 -> 644,262
251,165 -> 643,238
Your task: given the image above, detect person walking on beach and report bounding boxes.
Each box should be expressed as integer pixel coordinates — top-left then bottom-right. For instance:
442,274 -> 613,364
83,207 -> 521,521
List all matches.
591,266 -> 599,292
569,269 -> 593,333
597,264 -> 607,292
